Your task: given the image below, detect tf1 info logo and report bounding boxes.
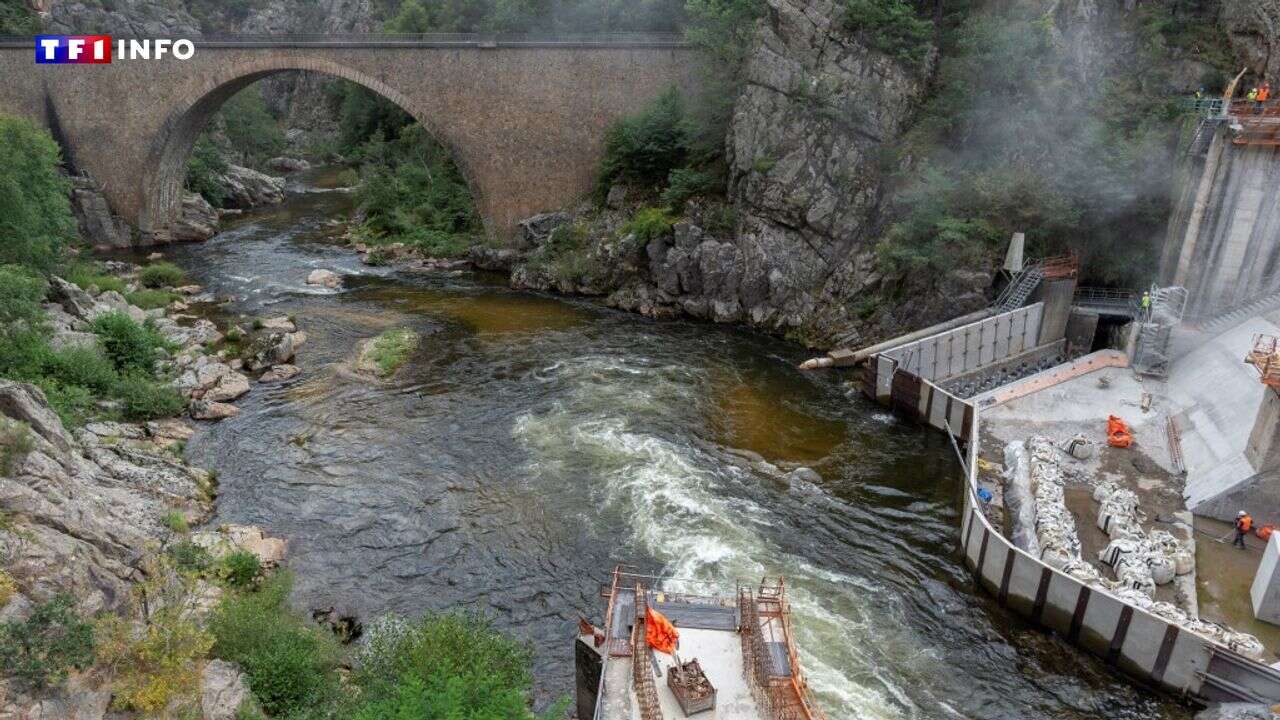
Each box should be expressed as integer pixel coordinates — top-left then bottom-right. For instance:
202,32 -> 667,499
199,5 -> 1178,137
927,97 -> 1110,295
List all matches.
35,36 -> 196,64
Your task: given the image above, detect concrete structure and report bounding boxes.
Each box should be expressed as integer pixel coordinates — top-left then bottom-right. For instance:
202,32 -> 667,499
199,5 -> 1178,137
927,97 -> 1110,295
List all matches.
961,353 -> 1280,704
0,36 -> 697,241
1247,387 -> 1280,471
1252,534 -> 1280,626
1161,125 -> 1280,319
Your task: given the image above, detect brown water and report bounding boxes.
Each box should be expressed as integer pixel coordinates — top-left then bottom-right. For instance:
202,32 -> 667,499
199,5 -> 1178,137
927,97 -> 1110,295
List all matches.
154,169 -> 1190,718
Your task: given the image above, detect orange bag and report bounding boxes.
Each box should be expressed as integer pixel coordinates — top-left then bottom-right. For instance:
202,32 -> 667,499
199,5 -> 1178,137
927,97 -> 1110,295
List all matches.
1107,415 -> 1133,448
645,606 -> 679,655
1257,524 -> 1274,542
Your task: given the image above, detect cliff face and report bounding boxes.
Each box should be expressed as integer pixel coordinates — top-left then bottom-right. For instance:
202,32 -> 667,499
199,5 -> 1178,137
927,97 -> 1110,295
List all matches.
1223,0 -> 1280,79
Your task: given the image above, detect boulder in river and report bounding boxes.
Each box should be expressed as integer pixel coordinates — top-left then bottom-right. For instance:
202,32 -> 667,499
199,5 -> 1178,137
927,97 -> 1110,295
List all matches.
190,399 -> 240,421
217,164 -> 286,209
172,192 -> 220,243
245,331 -> 296,371
306,269 -> 343,289
267,156 -> 311,173
259,364 -> 301,383
260,315 -> 296,332
204,371 -> 251,403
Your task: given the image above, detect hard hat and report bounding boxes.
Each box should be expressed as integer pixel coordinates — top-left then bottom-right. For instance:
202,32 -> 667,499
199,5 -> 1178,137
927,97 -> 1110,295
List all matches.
1239,511 -> 1248,517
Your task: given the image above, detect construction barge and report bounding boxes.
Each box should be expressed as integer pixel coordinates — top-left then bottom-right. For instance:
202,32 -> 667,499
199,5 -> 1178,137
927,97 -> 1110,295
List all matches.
575,567 -> 827,720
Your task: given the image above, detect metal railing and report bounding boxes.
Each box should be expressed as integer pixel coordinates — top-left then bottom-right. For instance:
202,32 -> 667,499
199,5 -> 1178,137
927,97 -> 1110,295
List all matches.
1073,286 -> 1139,313
0,32 -> 689,48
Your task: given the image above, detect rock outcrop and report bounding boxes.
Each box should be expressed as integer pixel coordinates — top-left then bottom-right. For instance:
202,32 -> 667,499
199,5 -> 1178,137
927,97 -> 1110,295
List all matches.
172,192 -> 220,243
0,381 -> 211,616
1223,0 -> 1280,81
217,164 -> 286,209
68,175 -> 131,250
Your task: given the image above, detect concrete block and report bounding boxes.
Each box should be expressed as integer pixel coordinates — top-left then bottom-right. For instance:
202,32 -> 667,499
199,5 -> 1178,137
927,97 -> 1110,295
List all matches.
1251,533 -> 1280,624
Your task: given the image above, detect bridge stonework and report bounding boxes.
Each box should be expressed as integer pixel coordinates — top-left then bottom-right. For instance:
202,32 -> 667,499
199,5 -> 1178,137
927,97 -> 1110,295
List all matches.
0,39 -> 698,242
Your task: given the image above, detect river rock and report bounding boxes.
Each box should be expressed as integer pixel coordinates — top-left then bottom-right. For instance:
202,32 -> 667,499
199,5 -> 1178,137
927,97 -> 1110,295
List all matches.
517,212 -> 569,250
267,156 -> 311,173
191,318 -> 224,346
306,269 -> 343,288
49,276 -> 98,321
146,418 -> 194,442
70,174 -> 131,250
205,371 -> 251,403
259,364 -> 300,383
172,192 -> 220,243
469,245 -> 519,271
218,164 -> 286,209
260,315 -> 296,332
195,360 -> 232,390
190,399 -> 240,421
246,331 -> 296,371
49,330 -> 99,352
288,330 -> 308,348
201,660 -> 252,720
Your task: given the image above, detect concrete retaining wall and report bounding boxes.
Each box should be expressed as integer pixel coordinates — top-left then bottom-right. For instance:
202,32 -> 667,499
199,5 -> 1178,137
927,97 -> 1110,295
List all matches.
880,304 -> 1044,382
958,351 -> 1280,703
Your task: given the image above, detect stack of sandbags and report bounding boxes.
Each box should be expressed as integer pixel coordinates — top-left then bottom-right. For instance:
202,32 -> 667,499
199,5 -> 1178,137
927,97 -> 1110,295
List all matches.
1149,529 -> 1194,577
1028,436 -> 1084,570
1002,441 -> 1040,557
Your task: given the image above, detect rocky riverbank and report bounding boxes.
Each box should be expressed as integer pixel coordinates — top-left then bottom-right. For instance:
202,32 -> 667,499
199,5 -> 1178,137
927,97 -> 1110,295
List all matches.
0,257 -> 313,719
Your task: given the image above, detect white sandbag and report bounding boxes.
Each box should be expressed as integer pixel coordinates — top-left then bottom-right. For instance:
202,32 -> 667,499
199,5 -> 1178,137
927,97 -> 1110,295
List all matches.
1002,441 -> 1040,556
1099,538 -> 1140,567
1092,481 -> 1117,503
1226,632 -> 1266,661
1147,554 -> 1176,585
1171,550 -> 1194,576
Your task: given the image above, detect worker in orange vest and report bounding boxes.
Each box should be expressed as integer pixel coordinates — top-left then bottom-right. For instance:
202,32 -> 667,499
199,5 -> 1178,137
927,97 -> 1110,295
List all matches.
1261,82 -> 1272,104
1235,510 -> 1254,548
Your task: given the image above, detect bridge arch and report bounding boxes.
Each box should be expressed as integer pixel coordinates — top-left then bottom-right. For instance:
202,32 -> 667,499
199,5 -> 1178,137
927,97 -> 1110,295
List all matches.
141,56 -> 480,239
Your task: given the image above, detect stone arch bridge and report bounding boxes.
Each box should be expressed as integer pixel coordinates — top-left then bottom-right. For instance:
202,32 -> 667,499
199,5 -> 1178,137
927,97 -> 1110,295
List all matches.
0,35 -> 698,242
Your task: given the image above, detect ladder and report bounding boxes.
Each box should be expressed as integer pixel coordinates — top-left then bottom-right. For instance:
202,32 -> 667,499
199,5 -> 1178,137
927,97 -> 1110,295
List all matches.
994,266 -> 1044,313
1187,117 -> 1223,156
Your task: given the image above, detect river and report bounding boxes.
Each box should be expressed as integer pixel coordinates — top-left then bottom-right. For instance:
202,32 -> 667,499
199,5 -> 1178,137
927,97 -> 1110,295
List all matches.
157,169 -> 1189,718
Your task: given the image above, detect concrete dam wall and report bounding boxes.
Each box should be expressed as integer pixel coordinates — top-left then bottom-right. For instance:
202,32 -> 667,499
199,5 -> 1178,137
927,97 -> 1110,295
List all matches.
1161,130 -> 1280,317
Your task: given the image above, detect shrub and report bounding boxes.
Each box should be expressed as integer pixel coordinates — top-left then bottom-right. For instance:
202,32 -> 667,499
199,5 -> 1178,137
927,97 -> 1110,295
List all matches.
95,554 -> 213,713
0,264 -> 47,328
0,418 -> 33,476
366,328 -> 419,377
0,114 -> 76,273
0,594 -> 95,688
169,540 -> 213,575
353,613 -> 560,719
841,0 -> 934,67
620,207 -> 676,243
661,167 -> 719,207
95,609 -> 213,713
217,87 -> 285,169
115,375 -> 184,421
42,346 -> 117,395
208,574 -> 341,716
63,262 -> 127,295
0,570 -> 15,607
125,289 -> 178,310
138,261 -> 186,289
220,550 -> 262,589
89,312 -> 166,374
597,87 -> 689,199
186,136 -> 229,208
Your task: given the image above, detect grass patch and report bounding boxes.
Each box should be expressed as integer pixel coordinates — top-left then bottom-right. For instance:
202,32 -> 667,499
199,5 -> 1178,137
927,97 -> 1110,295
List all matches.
138,262 -> 186,289
124,289 -> 178,310
219,551 -> 261,589
63,262 -> 127,295
162,510 -> 189,534
365,328 -> 419,377
619,207 -> 675,243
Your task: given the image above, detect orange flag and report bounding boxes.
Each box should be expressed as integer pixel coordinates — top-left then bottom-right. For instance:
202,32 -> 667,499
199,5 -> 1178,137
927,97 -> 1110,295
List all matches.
645,606 -> 679,655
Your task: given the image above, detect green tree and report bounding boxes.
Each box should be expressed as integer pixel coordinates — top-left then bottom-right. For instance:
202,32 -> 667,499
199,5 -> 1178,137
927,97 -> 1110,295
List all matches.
0,595 -> 95,689
0,0 -> 38,35
218,88 -> 286,169
0,115 -> 76,274
186,136 -> 230,208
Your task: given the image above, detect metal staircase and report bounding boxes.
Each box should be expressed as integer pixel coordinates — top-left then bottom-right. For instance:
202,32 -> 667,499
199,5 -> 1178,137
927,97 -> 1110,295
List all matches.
994,266 -> 1044,313
1187,116 -> 1224,156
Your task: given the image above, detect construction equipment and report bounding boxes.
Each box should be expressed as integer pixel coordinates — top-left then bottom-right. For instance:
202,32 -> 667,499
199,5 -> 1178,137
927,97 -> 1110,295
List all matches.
1246,334 -> 1280,388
